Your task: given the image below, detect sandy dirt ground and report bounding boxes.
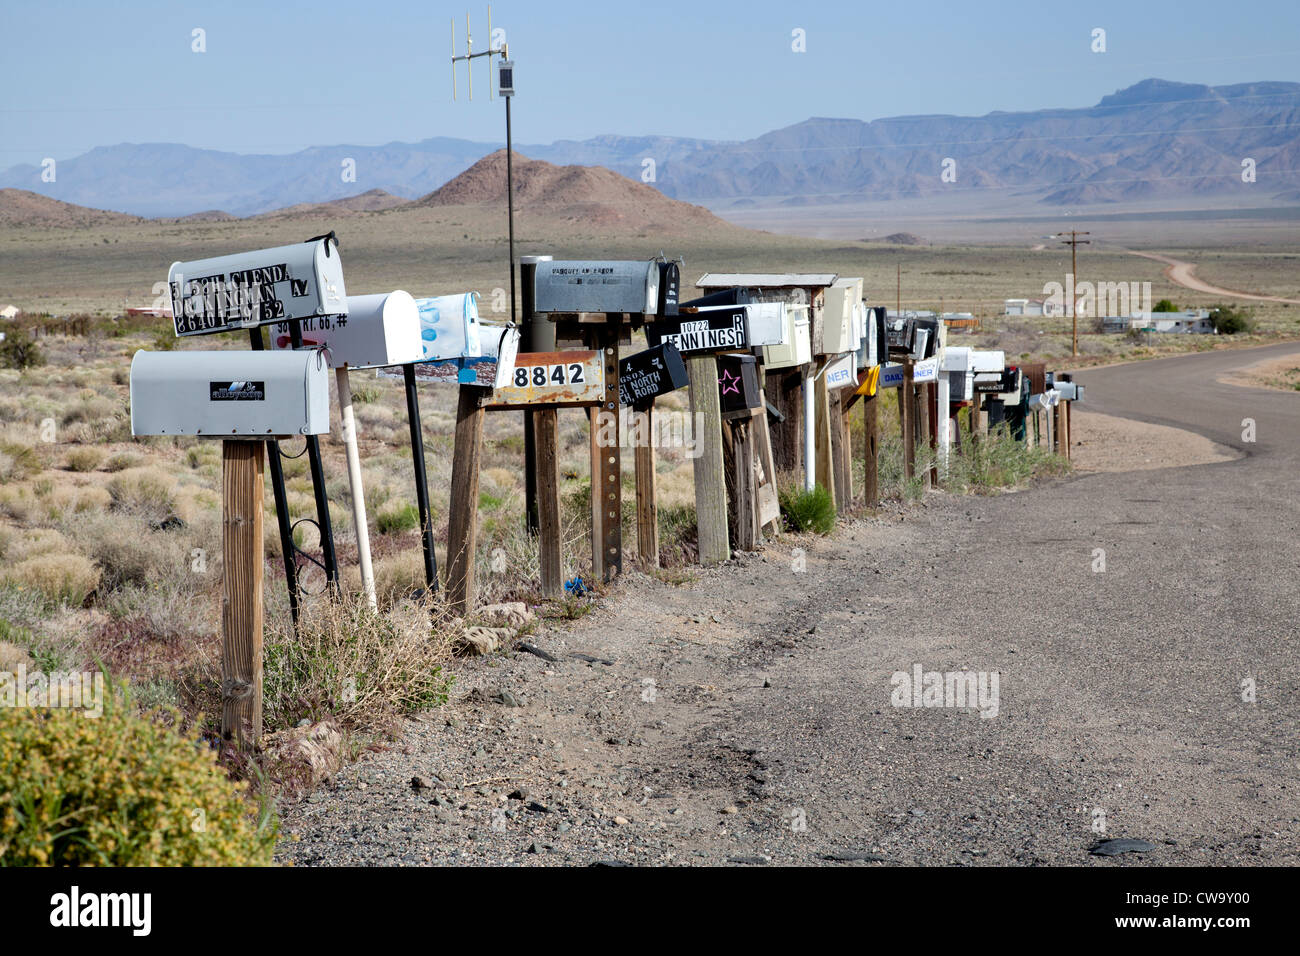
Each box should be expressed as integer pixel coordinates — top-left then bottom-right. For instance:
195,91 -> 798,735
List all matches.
278,344 -> 1299,867
1215,353 -> 1300,393
1069,411 -> 1239,473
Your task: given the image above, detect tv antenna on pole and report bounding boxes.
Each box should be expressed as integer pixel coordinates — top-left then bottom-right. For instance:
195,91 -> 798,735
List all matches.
451,7 -> 517,325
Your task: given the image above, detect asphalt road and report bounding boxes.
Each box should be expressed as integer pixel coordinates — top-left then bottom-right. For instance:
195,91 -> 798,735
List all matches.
283,342 -> 1300,866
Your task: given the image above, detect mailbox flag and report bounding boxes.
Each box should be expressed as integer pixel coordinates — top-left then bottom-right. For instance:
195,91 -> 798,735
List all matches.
414,292 -> 482,362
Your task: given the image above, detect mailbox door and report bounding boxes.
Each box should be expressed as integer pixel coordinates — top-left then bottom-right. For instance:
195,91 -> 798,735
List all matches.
656,262 -> 680,316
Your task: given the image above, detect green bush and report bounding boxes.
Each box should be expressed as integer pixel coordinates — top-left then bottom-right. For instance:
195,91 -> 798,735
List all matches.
1152,298 -> 1179,313
1209,305 -> 1251,334
0,689 -> 277,865
0,328 -> 45,371
376,502 -> 420,535
64,447 -> 104,473
779,484 -> 836,534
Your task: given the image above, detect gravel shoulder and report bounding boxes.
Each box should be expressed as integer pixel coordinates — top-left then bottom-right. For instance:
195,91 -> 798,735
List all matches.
279,347 -> 1300,867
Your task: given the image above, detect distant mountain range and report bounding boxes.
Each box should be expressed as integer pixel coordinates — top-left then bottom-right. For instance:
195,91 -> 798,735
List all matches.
0,151 -> 740,237
4,79 -> 1299,217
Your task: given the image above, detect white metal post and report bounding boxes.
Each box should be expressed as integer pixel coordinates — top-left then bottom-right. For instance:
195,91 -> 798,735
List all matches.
936,370 -> 951,478
337,366 -> 377,610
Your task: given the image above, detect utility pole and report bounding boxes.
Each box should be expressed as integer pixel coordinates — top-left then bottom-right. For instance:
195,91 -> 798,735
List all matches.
1057,230 -> 1091,356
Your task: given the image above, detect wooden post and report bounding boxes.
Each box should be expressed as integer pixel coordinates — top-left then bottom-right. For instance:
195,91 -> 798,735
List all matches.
446,384 -> 488,616
535,406 -> 563,597
814,366 -> 836,502
687,354 -> 730,565
902,360 -> 915,479
754,409 -> 782,537
838,388 -> 854,505
863,390 -> 879,507
221,440 -> 264,752
634,404 -> 659,568
763,369 -> 803,474
730,412 -> 759,551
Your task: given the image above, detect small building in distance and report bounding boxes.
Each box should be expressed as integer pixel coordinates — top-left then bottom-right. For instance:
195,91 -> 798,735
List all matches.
1003,298 -> 1065,318
0,305 -> 19,321
1102,309 -> 1214,334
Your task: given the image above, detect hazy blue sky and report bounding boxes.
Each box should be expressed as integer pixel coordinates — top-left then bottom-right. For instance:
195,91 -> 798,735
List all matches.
3,0 -> 1299,168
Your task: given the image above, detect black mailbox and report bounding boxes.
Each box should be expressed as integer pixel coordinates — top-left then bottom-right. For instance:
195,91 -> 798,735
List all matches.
886,316 -> 914,357
619,342 -> 688,409
680,287 -> 754,309
717,353 -> 761,417
656,262 -> 680,316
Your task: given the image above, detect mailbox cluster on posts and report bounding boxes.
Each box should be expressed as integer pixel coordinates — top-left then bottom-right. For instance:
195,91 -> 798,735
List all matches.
169,237 -> 347,337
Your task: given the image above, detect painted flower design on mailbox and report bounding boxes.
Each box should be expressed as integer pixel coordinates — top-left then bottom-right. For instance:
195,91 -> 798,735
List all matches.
414,292 -> 482,361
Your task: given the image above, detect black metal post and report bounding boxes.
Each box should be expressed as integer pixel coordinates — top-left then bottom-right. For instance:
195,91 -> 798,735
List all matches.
289,320 -> 340,596
250,328 -> 300,624
403,364 -> 438,593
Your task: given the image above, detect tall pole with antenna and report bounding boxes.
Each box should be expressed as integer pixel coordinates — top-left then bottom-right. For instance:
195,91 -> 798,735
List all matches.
452,6 -> 517,324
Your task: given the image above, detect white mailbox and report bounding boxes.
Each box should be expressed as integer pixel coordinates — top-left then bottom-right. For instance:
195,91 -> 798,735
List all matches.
761,304 -> 812,369
1056,382 -> 1083,402
169,237 -> 347,337
694,301 -> 789,347
534,260 -> 660,315
970,349 -> 1006,373
822,277 -> 861,354
130,350 -> 331,437
415,292 -> 483,361
271,290 -> 423,370
941,346 -> 971,372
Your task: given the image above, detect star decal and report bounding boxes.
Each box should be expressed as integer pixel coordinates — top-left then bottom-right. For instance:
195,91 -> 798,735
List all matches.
720,369 -> 742,396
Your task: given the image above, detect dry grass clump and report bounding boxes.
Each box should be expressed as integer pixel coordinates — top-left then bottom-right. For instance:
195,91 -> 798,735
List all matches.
0,441 -> 41,482
63,447 -> 105,472
259,593 -> 456,734
0,553 -> 100,607
106,466 -> 178,522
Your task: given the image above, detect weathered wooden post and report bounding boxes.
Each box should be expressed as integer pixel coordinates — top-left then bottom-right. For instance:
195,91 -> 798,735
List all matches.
534,406 -> 563,594
687,354 -> 729,565
221,440 -> 264,750
863,387 -> 880,506
447,384 -> 489,615
633,405 -> 659,566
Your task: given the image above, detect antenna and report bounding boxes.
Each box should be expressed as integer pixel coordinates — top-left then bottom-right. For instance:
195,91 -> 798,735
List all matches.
449,5 -> 519,327
451,5 -> 505,101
